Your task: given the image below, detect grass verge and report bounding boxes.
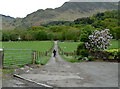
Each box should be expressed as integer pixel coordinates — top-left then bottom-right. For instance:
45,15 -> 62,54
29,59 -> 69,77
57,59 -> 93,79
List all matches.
36,56 -> 50,65
60,54 -> 81,63
35,52 -> 52,65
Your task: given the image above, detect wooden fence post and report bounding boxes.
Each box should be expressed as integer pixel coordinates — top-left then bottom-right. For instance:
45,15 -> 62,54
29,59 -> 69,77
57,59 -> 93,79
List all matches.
39,51 -> 40,58
74,50 -> 76,56
37,51 -> 38,60
32,50 -> 36,64
45,51 -> 48,56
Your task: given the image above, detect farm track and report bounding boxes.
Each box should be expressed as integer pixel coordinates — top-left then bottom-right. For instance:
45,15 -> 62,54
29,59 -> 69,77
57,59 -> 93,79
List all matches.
1,41 -> 118,88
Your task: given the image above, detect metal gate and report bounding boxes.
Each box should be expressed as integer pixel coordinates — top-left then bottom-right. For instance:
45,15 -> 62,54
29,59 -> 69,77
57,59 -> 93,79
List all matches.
3,49 -> 33,67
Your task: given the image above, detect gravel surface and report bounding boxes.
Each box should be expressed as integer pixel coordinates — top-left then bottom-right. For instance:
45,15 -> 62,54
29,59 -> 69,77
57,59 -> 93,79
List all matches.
2,41 -> 118,87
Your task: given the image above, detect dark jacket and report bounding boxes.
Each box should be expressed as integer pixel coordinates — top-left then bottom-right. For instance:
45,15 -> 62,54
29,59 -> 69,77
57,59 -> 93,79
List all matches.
53,50 -> 56,54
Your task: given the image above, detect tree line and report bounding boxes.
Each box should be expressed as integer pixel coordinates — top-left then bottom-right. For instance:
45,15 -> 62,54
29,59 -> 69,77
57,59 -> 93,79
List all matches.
2,10 -> 119,41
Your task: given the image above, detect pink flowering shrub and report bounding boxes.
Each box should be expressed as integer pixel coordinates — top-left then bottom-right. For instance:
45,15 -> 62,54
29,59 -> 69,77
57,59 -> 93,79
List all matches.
85,29 -> 113,50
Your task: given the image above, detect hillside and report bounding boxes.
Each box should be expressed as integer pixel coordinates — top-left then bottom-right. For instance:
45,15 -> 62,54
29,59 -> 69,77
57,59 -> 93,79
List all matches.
1,2 -> 118,30
2,10 -> 119,41
1,15 -> 15,30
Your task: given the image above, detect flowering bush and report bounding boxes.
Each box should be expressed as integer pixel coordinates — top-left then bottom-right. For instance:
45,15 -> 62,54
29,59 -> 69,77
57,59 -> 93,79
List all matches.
85,29 -> 113,50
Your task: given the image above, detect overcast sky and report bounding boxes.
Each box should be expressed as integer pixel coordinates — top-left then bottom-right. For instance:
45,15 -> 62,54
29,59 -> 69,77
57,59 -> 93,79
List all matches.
0,0 -> 119,18
0,0 -> 69,18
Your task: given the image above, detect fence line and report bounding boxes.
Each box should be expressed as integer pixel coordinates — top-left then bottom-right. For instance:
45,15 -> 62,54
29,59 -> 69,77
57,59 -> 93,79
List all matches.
3,49 -> 33,68
58,46 -> 76,56
33,45 -> 54,62
2,43 -> 54,68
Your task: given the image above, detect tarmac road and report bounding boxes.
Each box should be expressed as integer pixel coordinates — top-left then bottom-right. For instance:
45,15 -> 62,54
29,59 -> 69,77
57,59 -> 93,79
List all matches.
20,41 -> 118,87
2,41 -> 118,88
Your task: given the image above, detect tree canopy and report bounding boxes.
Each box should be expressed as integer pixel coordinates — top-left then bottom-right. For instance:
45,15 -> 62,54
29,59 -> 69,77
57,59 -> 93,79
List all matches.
2,10 -> 119,41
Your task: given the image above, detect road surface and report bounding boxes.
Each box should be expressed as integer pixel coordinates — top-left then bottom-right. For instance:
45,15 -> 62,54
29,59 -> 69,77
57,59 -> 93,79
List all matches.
2,41 -> 118,87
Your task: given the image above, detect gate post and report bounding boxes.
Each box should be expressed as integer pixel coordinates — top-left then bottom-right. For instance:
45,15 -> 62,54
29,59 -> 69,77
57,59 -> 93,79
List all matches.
0,49 -> 3,68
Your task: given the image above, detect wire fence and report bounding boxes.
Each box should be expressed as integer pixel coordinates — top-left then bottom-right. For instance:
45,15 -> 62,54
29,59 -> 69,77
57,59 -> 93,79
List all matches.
34,45 -> 54,64
2,44 -> 54,68
3,49 -> 33,67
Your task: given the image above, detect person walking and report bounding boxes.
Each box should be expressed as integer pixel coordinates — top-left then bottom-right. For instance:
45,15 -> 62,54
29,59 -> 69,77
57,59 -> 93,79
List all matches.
53,49 -> 56,57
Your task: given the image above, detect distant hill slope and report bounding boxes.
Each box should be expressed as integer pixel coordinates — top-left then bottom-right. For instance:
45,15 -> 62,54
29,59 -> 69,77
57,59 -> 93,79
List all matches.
1,14 -> 15,30
1,2 -> 118,30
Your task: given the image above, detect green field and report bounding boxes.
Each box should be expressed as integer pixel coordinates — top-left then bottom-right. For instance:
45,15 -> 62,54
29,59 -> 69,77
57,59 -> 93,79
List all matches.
2,41 -> 54,52
58,42 -> 80,52
108,40 -> 119,49
58,40 -> 119,52
2,41 -> 54,67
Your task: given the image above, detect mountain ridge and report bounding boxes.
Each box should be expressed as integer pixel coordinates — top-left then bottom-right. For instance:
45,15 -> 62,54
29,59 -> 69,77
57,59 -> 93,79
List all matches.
1,2 -> 118,30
